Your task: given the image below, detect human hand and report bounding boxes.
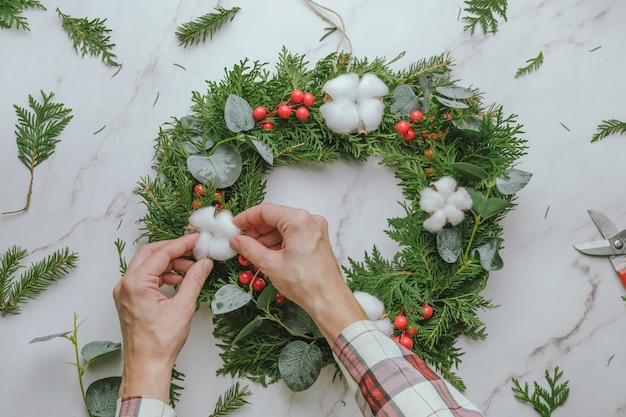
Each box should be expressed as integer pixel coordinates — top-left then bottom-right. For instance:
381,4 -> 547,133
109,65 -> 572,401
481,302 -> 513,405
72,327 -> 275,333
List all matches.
112,233 -> 213,402
229,203 -> 367,344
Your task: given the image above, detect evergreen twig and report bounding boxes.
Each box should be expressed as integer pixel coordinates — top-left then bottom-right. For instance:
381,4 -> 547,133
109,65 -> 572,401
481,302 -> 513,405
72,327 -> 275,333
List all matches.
463,0 -> 508,34
0,0 -> 46,31
515,52 -> 544,78
175,6 -> 240,48
210,382 -> 252,417
591,119 -> 626,143
2,91 -> 73,215
511,367 -> 570,417
169,365 -> 185,408
114,239 -> 128,275
56,8 -> 121,66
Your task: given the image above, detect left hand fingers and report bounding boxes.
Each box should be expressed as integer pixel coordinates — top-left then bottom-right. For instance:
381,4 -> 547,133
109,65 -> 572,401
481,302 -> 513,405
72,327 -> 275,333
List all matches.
132,234 -> 200,277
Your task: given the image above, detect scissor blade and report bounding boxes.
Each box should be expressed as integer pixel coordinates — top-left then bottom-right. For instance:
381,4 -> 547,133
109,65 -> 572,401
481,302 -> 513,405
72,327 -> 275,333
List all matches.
574,239 -> 618,256
588,209 -> 620,238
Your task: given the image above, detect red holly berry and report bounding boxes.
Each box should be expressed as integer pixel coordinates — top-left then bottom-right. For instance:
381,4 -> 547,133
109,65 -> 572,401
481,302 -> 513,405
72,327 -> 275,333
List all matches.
277,104 -> 292,119
439,129 -> 445,137
420,304 -> 434,319
392,335 -> 400,343
192,199 -> 200,210
410,110 -> 424,122
421,130 -> 430,139
443,113 -> 452,120
252,277 -> 266,292
290,89 -> 304,104
430,133 -> 439,140
262,121 -> 274,130
238,255 -> 251,267
395,120 -> 410,135
275,293 -> 286,304
238,270 -> 253,285
302,93 -> 315,107
393,315 -> 407,330
253,106 -> 267,121
295,107 -> 309,121
213,190 -> 223,201
193,183 -> 205,196
426,166 -> 437,179
424,148 -> 434,159
402,128 -> 416,141
399,336 -> 414,349
405,325 -> 417,337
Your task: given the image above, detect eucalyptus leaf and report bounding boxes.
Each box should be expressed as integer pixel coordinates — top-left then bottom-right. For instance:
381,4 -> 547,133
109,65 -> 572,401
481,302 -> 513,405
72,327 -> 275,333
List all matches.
278,341 -> 322,392
224,94 -> 254,133
418,74 -> 431,113
29,331 -> 71,343
187,145 -> 243,188
496,169 -> 533,195
390,84 -> 420,115
466,188 -> 484,211
211,284 -> 252,314
180,115 -> 201,130
473,238 -> 504,271
451,162 -> 488,182
81,341 -> 122,365
250,139 -> 274,165
453,117 -> 482,132
435,86 -> 474,100
437,227 -> 463,263
434,95 -> 469,109
232,316 -> 266,346
477,198 -> 513,220
183,135 -> 215,155
282,302 -> 323,338
256,282 -> 279,310
86,377 -> 122,417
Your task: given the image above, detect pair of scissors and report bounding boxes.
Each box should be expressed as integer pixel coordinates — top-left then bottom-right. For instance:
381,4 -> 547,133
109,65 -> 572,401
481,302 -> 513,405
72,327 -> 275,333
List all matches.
573,210 -> 626,287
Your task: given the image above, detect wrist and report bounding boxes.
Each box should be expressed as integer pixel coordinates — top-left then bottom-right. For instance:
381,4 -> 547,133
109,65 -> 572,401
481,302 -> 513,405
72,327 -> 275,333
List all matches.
308,285 -> 368,345
119,357 -> 173,403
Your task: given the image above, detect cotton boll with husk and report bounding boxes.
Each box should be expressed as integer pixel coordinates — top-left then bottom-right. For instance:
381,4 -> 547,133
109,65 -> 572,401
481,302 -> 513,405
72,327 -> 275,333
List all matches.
357,98 -> 385,133
423,209 -> 447,233
447,187 -> 473,210
357,73 -> 388,101
188,206 -> 241,261
322,73 -> 360,101
420,176 -> 474,233
419,187 -> 445,212
353,290 -> 385,320
319,99 -> 361,134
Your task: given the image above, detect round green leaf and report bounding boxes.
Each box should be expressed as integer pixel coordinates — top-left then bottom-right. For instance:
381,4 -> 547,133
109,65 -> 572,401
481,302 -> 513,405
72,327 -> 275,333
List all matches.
81,341 -> 121,365
278,341 -> 322,392
232,316 -> 266,346
451,162 -> 489,182
250,138 -> 274,165
224,94 -> 254,133
434,95 -> 469,109
187,145 -> 243,188
183,135 -> 215,155
282,302 -> 323,338
211,284 -> 252,314
86,377 -> 121,417
435,86 -> 474,100
477,198 -> 513,220
256,282 -> 278,310
453,116 -> 482,132
180,115 -> 201,130
496,169 -> 532,195
473,238 -> 504,271
437,227 -> 462,263
390,84 -> 419,115
29,331 -> 71,344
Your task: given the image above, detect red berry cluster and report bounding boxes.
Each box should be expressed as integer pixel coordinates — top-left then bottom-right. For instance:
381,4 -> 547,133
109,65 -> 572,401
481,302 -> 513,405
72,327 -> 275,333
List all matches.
391,304 -> 434,350
253,89 -> 315,130
192,184 -> 224,210
395,110 -> 452,142
237,255 -> 286,304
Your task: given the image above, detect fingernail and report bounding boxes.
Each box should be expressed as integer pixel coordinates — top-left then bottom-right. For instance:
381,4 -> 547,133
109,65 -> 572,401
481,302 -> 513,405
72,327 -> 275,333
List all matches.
229,237 -> 240,252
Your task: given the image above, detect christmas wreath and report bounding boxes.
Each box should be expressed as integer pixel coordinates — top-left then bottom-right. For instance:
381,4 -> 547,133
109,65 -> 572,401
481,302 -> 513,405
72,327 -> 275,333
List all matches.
135,48 -> 530,392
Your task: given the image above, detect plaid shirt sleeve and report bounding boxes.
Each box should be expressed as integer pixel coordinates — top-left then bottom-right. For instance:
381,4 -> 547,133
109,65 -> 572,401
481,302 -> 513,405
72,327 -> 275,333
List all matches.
115,396 -> 176,417
333,320 -> 485,417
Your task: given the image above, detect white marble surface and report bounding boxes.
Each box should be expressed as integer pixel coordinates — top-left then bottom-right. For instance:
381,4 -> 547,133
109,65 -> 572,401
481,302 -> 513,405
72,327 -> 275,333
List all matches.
2,0 -> 626,415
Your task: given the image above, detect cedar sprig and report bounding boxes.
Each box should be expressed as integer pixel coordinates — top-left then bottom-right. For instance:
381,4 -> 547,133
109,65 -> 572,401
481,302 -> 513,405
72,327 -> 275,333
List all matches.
511,367 -> 570,417
591,119 -> 626,143
515,52 -> 544,78
175,6 -> 240,48
56,8 -> 120,66
169,365 -> 185,408
210,382 -> 252,417
2,91 -> 73,215
463,0 -> 508,34
114,238 -> 128,275
0,246 -> 79,316
0,0 -> 46,31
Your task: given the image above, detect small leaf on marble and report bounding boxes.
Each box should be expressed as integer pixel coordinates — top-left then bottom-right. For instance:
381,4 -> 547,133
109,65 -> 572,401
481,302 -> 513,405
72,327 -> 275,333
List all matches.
187,145 -> 242,188
278,341 -> 322,392
29,331 -> 71,343
224,94 -> 254,133
473,238 -> 504,271
211,284 -> 252,314
496,169 -> 532,195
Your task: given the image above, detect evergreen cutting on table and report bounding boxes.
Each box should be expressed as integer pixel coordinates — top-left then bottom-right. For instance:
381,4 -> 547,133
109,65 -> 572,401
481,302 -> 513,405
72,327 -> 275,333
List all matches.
511,367 -> 570,417
0,0 -> 45,30
134,48 -> 530,392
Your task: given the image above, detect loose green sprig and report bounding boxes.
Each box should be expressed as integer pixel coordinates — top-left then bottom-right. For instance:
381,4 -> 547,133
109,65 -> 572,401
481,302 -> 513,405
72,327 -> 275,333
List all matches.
0,246 -> 78,316
591,119 -> 626,142
515,52 -> 544,78
175,6 -> 240,48
463,0 -> 508,34
170,366 -> 185,408
210,382 -> 252,417
511,367 -> 570,417
3,91 -> 73,215
0,0 -> 46,31
56,8 -> 121,66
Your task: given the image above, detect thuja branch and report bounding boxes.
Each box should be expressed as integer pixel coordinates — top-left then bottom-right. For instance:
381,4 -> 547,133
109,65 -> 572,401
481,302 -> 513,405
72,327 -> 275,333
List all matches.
210,382 -> 252,417
2,91 -> 73,215
515,52 -> 544,78
511,367 -> 570,417
175,6 -> 240,48
463,0 -> 508,35
0,0 -> 46,31
591,119 -> 626,143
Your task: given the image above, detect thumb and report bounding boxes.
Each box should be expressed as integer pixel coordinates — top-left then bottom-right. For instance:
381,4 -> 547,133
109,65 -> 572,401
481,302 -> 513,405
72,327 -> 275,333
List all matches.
175,258 -> 213,306
230,235 -> 278,272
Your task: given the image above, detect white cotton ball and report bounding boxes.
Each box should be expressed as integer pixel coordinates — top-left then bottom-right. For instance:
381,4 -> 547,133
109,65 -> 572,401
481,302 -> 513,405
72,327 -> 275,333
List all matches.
433,176 -> 457,197
443,204 -> 465,226
189,207 -> 240,261
212,210 -> 241,238
189,206 -> 217,230
448,187 -> 473,211
357,98 -> 385,132
207,238 -> 238,261
373,318 -> 394,337
419,188 -> 445,212
192,231 -> 213,260
357,73 -> 389,101
423,209 -> 447,233
320,99 -> 360,134
353,291 -> 385,320
322,73 -> 360,101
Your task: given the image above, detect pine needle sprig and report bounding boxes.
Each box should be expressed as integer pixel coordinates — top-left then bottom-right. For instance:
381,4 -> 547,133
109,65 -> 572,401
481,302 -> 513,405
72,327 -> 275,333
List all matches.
463,0 -> 508,35
511,367 -> 570,417
175,6 -> 240,48
2,91 -> 73,215
0,247 -> 78,316
591,119 -> 626,142
210,382 -> 252,417
169,365 -> 185,408
56,8 -> 121,66
0,0 -> 46,31
515,52 -> 544,78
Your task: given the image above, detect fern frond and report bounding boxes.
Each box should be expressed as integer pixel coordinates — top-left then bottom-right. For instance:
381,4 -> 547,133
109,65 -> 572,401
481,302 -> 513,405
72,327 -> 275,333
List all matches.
175,6 -> 240,48
591,119 -> 626,143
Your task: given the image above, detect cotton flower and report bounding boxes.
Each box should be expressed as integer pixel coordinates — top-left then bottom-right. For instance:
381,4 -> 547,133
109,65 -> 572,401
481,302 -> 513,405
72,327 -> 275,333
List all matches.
320,73 -> 388,134
353,291 -> 393,336
419,176 -> 473,233
188,206 -> 241,261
